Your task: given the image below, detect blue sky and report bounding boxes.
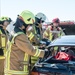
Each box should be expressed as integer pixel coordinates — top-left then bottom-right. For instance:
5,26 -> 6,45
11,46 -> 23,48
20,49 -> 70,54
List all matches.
1,0 -> 75,22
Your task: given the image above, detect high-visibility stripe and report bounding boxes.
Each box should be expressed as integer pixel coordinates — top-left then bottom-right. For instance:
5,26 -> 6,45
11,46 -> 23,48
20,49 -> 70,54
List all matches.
0,56 -> 5,59
0,30 -> 2,34
31,57 -> 38,60
30,35 -> 34,41
5,69 -> 29,74
44,31 -> 48,36
36,47 -> 41,57
34,48 -> 38,57
0,29 -> 6,48
34,48 -> 41,57
49,32 -> 52,41
28,32 -> 34,40
31,46 -> 39,64
31,57 -> 38,63
6,41 -> 11,70
49,30 -> 61,41
1,36 -> 6,48
28,32 -> 33,38
24,53 -> 29,73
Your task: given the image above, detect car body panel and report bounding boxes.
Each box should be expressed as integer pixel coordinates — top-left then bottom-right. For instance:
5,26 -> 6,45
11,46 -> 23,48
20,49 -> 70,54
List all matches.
31,35 -> 75,75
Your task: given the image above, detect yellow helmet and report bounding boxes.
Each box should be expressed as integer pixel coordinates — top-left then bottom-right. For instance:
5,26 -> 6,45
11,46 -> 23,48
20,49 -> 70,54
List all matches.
19,10 -> 35,24
0,16 -> 12,23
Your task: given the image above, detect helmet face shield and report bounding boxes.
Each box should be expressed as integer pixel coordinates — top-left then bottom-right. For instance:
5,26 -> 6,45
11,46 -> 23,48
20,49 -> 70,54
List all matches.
35,17 -> 44,24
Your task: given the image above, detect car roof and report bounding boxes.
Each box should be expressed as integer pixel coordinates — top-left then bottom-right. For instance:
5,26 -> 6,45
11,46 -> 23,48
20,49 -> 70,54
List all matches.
50,35 -> 75,47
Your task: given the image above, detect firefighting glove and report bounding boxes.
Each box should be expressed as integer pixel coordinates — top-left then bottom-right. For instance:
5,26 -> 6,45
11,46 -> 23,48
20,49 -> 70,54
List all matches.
44,50 -> 51,59
39,50 -> 51,63
38,46 -> 45,50
0,48 -> 4,55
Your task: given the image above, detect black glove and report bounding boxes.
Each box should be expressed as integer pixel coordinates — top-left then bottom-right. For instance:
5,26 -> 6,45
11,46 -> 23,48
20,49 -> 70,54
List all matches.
44,50 -> 51,58
0,48 -> 4,56
38,46 -> 45,50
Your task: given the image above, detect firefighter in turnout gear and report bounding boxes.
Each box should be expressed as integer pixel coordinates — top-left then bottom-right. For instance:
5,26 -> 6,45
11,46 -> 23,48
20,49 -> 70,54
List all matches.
27,12 -> 46,44
0,16 -> 12,75
4,10 -> 51,75
27,13 -> 47,67
43,18 -> 65,41
34,12 -> 46,40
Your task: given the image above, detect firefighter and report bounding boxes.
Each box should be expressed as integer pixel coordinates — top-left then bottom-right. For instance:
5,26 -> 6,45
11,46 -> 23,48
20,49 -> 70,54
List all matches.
4,10 -> 51,75
43,18 -> 65,41
0,17 -> 12,75
34,12 -> 46,40
27,12 -> 46,45
27,12 -> 46,67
